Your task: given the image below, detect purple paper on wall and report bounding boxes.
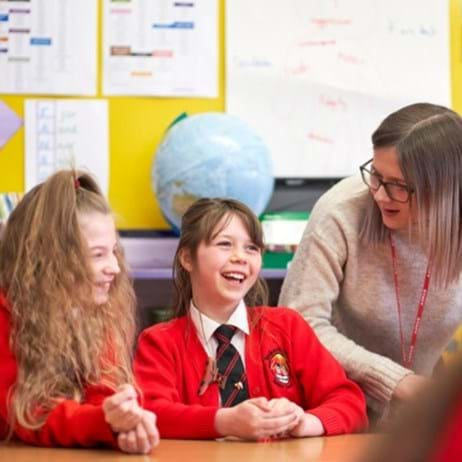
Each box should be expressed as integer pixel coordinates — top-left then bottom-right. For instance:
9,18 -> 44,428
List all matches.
0,101 -> 23,149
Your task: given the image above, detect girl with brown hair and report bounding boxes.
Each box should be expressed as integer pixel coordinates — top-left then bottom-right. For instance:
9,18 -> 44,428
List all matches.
0,170 -> 159,453
279,102 -> 462,422
134,198 -> 367,440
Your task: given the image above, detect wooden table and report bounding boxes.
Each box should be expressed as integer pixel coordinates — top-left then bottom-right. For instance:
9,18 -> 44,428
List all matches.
0,434 -> 379,462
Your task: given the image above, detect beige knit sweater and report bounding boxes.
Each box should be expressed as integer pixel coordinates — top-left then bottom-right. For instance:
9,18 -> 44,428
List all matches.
279,176 -> 462,412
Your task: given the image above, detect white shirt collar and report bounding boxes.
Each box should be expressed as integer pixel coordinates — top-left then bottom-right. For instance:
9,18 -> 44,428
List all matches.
189,299 -> 249,344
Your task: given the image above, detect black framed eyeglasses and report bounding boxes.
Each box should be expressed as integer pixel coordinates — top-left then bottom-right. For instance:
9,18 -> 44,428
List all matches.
359,159 -> 414,203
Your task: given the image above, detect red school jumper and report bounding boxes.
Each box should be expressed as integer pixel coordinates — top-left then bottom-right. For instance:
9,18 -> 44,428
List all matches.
0,291 -> 117,448
134,306 -> 368,439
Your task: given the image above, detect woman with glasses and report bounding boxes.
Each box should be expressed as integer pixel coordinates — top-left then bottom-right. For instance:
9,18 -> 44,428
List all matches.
279,102 -> 462,423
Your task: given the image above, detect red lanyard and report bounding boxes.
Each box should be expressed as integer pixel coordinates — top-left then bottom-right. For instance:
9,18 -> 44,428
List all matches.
389,233 -> 431,369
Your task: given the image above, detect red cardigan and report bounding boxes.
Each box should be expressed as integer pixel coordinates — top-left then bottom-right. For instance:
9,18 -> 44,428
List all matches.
432,394 -> 462,462
134,306 -> 368,439
0,291 -> 117,448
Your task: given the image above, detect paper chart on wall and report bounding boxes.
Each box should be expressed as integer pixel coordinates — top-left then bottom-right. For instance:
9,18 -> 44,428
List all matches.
0,0 -> 97,95
25,100 -> 109,194
226,0 -> 451,178
102,0 -> 218,98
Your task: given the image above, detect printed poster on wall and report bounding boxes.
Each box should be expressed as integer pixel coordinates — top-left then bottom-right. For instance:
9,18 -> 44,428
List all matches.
103,0 -> 218,98
0,0 -> 98,95
25,99 -> 109,194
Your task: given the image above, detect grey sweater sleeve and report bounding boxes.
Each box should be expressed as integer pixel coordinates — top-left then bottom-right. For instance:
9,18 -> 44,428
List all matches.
278,195 -> 412,408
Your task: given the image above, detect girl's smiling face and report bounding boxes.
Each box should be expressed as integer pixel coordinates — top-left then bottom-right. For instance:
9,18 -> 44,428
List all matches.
180,213 -> 262,322
79,212 -> 120,305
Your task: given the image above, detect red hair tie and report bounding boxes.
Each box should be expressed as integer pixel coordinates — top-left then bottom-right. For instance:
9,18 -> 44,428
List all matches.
74,178 -> 81,190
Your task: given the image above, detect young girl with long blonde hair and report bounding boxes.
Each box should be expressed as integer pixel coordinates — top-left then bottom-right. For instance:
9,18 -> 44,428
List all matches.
0,170 -> 159,453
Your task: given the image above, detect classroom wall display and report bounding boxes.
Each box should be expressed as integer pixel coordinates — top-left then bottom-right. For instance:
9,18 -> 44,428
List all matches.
0,1 -> 461,229
0,0 -> 98,96
0,0 -> 223,229
24,99 -> 109,193
102,0 -> 218,98
226,0 -> 454,178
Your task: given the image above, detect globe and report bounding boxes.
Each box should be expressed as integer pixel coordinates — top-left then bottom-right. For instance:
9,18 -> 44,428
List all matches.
152,112 -> 275,232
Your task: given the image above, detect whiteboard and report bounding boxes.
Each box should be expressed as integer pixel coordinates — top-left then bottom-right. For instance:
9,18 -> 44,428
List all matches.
226,1 -> 451,178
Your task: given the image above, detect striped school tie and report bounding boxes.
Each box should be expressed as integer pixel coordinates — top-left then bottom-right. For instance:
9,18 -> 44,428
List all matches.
213,324 -> 249,407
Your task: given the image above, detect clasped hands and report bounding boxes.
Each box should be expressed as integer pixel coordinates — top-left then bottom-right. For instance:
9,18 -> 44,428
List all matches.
102,384 -> 159,454
215,396 -> 324,441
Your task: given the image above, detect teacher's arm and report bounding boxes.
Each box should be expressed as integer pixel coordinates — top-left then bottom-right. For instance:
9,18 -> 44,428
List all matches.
278,211 -> 413,410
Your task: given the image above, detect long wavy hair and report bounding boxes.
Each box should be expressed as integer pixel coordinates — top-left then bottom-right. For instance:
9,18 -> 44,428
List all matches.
360,102 -> 462,288
0,170 -> 136,431
172,198 -> 269,317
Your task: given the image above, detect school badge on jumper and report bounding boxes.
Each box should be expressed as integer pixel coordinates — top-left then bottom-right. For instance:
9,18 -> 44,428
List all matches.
266,350 -> 291,387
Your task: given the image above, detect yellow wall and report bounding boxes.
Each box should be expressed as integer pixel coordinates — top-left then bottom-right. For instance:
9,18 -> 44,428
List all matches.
0,0 -> 460,229
0,0 -> 225,230
450,0 -> 462,110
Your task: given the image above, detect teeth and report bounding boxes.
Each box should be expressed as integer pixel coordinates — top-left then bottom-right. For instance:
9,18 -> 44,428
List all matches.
224,272 -> 245,281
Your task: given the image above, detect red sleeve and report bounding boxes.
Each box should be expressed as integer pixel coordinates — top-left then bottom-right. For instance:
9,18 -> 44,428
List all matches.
432,395 -> 462,462
0,295 -> 118,448
288,310 -> 368,435
134,326 -> 220,439
12,402 -> 117,448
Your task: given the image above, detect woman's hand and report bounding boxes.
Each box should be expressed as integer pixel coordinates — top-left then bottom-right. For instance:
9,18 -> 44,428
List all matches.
392,374 -> 430,402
